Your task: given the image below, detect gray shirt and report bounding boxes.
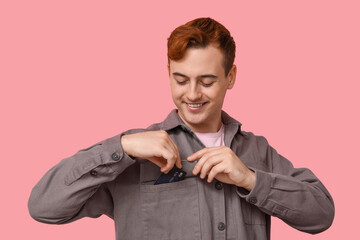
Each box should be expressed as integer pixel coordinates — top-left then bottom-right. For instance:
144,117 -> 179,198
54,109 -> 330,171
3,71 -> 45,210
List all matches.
28,109 -> 334,240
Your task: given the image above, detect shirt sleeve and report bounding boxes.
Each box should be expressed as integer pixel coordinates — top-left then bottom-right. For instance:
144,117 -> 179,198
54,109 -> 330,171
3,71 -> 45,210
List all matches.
236,135 -> 335,234
28,131 -> 138,224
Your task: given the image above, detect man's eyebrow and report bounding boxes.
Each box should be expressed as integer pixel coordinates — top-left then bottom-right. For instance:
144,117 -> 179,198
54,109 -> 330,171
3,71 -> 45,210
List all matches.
172,72 -> 218,79
172,72 -> 188,78
198,74 -> 218,79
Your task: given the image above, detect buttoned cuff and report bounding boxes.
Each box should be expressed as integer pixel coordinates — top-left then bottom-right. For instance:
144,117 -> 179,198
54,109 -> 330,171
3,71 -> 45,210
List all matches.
236,168 -> 272,206
100,132 -> 136,172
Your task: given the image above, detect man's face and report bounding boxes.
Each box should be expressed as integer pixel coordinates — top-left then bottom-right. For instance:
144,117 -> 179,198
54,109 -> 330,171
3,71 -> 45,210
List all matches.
168,44 -> 236,133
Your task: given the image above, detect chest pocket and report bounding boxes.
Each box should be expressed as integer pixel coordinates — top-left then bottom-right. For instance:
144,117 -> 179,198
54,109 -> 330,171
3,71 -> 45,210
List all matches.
139,160 -> 201,240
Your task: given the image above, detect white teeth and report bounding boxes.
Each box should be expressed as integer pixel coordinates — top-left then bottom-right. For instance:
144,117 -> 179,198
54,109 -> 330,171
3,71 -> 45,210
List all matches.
188,103 -> 203,108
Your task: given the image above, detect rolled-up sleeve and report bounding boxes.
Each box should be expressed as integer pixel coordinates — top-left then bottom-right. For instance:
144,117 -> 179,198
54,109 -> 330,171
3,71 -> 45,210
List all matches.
28,132 -> 137,224
236,136 -> 335,234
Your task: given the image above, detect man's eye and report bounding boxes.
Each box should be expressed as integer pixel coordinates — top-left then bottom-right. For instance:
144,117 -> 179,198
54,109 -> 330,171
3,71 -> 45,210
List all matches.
175,80 -> 187,85
201,82 -> 214,87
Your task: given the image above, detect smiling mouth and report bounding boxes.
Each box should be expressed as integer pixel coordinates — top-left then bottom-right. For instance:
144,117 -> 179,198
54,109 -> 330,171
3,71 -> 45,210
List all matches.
186,102 -> 207,111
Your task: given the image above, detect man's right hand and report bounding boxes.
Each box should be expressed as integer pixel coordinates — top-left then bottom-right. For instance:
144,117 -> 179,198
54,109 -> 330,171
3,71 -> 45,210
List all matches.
120,130 -> 182,174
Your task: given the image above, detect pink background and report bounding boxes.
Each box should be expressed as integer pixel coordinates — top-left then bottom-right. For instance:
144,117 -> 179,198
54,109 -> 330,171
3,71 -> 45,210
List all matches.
1,0 -> 359,239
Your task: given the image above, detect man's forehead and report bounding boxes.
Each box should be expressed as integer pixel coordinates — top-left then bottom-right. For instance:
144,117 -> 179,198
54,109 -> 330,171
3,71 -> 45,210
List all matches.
168,46 -> 225,76
169,63 -> 221,78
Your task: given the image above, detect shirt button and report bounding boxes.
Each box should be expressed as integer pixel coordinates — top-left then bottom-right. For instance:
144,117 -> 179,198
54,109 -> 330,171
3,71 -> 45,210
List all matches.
249,197 -> 257,204
215,181 -> 223,190
90,170 -> 97,176
111,152 -> 120,161
217,222 -> 226,231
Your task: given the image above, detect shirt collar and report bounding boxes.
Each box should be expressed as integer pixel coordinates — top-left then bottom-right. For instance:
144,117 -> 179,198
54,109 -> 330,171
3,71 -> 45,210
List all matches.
159,109 -> 242,132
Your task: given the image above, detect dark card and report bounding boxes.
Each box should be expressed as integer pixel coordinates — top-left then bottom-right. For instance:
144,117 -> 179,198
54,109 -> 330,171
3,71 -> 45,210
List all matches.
154,166 -> 187,185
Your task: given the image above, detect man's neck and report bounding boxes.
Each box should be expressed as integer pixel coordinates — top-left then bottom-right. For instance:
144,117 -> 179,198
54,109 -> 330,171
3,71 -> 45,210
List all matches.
178,113 -> 222,133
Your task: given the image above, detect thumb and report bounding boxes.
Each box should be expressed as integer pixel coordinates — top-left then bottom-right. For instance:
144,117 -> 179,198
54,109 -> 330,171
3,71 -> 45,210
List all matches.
175,150 -> 182,168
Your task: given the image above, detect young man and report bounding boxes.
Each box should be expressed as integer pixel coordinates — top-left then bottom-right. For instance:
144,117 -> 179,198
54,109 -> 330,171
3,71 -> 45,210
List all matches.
28,17 -> 334,239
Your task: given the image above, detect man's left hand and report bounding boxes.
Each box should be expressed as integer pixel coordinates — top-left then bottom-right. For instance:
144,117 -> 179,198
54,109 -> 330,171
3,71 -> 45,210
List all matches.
187,146 -> 256,191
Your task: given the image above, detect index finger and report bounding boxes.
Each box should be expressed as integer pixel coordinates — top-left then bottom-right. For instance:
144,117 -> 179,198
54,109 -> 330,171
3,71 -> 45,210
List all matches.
187,148 -> 208,161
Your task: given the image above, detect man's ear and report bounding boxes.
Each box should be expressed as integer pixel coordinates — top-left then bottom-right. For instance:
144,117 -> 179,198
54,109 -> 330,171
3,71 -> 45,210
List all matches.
227,65 -> 237,89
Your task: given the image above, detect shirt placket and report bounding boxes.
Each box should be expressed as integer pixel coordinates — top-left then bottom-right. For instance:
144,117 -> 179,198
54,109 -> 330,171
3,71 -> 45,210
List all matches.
213,180 -> 227,239
185,127 -> 229,239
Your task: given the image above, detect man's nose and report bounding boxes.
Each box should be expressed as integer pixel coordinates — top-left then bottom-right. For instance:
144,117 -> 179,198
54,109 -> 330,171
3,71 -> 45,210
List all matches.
186,82 -> 202,101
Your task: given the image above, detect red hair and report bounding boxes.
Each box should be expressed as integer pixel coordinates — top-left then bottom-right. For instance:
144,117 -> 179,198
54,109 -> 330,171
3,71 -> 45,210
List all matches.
167,17 -> 236,76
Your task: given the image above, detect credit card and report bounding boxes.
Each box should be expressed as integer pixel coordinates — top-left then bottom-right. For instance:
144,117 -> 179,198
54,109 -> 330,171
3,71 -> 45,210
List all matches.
154,166 -> 187,185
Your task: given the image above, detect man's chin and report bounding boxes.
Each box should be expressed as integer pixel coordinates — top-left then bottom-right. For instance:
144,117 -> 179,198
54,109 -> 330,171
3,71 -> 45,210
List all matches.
178,107 -> 209,125
182,115 -> 206,128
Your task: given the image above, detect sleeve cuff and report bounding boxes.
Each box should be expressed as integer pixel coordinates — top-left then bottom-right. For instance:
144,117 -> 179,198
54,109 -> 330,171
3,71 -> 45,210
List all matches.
101,132 -> 136,174
236,168 -> 273,206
